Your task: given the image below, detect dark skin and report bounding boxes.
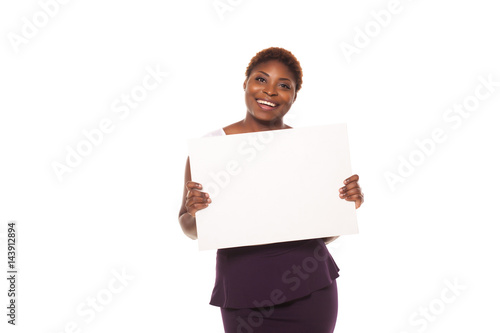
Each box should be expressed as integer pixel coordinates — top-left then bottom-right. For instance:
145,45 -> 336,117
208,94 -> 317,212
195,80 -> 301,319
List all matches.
178,60 -> 364,244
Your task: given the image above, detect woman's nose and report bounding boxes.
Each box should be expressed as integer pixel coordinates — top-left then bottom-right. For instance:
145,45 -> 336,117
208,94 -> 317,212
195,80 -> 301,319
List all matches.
263,86 -> 277,96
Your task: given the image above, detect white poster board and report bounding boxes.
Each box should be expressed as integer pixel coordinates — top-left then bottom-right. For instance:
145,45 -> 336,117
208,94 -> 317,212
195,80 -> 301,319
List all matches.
187,123 -> 358,250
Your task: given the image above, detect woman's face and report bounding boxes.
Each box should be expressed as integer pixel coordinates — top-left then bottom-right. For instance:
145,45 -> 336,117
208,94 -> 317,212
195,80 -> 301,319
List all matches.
243,60 -> 297,124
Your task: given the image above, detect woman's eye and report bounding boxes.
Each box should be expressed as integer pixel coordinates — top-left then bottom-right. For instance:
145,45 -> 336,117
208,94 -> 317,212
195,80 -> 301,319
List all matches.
255,77 -> 290,89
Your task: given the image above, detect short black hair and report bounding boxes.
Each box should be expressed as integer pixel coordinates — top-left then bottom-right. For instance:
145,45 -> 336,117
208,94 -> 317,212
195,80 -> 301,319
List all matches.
245,47 -> 303,93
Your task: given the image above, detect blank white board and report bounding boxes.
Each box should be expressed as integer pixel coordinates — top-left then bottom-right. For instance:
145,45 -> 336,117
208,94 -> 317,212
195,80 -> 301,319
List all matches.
187,123 -> 358,250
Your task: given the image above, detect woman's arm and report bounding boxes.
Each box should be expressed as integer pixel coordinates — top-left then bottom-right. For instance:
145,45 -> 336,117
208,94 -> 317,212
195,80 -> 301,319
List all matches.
178,156 -> 212,239
178,156 -> 198,240
339,174 -> 364,208
323,175 -> 364,244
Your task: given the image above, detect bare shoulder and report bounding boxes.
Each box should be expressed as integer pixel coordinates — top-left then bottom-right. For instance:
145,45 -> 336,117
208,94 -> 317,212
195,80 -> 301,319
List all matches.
223,121 -> 244,135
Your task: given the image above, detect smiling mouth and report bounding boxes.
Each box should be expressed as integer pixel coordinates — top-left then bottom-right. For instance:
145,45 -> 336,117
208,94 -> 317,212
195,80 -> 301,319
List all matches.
256,99 -> 279,110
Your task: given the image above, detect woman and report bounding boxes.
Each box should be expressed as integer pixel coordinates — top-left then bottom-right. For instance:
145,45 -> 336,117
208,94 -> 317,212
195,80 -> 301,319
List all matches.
178,47 -> 364,333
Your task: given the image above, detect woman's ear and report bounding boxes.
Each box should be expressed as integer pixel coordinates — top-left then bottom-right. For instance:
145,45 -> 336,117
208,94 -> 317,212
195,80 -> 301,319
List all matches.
243,80 -> 247,90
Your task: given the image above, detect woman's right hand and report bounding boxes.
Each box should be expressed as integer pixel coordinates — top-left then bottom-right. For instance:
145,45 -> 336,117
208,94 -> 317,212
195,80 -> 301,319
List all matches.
185,181 -> 211,218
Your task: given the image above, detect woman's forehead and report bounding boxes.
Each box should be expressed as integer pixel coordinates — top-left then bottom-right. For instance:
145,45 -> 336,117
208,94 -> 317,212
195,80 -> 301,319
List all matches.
251,60 -> 294,77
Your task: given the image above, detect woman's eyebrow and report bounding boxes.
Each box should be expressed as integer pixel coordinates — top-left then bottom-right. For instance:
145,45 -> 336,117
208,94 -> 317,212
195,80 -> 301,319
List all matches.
257,71 -> 292,82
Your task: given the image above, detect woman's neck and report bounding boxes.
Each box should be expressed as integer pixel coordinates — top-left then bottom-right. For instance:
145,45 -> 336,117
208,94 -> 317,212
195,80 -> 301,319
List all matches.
240,114 -> 291,133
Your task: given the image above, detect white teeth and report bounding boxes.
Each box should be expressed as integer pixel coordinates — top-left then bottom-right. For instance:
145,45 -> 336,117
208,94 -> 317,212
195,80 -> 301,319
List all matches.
257,100 -> 276,107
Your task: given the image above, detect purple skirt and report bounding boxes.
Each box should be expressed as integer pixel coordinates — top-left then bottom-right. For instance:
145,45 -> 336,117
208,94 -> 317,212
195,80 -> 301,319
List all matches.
220,280 -> 338,333
210,238 -> 340,332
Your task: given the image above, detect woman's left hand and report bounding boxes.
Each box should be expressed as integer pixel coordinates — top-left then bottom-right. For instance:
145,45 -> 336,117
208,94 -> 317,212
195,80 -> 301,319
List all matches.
339,174 -> 364,209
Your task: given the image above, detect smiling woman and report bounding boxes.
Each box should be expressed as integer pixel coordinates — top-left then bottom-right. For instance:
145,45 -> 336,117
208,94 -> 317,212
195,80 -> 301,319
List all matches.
244,59 -> 297,122
178,47 -> 364,333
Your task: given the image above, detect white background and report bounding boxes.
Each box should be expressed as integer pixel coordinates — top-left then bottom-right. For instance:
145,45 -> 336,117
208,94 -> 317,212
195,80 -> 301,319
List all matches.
1,0 -> 499,332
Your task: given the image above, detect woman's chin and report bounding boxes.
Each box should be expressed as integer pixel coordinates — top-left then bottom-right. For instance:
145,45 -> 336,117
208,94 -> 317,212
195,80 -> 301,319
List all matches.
251,112 -> 281,123
253,115 -> 282,125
